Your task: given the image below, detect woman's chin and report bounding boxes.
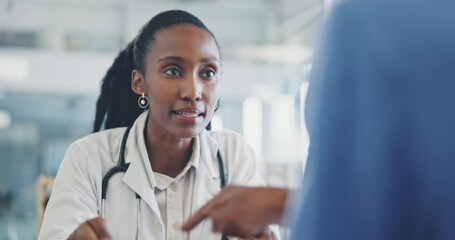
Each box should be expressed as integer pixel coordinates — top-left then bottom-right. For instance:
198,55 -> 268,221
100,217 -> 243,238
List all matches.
172,126 -> 204,139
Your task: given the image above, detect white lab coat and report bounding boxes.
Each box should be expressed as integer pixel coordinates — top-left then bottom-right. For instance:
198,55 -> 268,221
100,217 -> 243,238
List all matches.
38,112 -> 274,240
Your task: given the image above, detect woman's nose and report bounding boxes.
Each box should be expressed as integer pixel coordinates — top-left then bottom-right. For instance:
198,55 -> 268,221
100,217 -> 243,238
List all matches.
180,75 -> 202,101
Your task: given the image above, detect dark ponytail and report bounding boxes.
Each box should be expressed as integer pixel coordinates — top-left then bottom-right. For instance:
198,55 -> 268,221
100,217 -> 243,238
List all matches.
93,42 -> 143,132
93,10 -> 219,133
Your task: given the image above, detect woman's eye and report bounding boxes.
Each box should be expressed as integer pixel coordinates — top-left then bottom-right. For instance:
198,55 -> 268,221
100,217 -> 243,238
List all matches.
164,68 -> 181,76
202,70 -> 216,78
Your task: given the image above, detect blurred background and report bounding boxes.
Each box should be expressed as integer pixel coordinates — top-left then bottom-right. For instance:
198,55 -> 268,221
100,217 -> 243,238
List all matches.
0,0 -> 333,238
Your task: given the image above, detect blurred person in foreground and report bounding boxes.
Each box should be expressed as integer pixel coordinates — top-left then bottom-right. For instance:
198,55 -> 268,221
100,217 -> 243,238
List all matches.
182,0 -> 455,239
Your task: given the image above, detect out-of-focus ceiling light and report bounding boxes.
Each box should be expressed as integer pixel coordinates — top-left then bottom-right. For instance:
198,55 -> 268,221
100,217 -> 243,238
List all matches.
0,110 -> 12,129
0,56 -> 30,82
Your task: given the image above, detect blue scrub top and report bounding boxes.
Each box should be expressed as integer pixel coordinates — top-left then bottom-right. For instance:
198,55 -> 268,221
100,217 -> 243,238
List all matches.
291,0 -> 455,239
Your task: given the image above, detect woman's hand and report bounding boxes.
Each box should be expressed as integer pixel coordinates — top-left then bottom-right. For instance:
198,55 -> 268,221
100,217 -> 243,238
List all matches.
68,216 -> 112,240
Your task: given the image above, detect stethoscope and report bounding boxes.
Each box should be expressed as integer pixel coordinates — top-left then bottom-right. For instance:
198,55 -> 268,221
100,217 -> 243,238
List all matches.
100,124 -> 228,240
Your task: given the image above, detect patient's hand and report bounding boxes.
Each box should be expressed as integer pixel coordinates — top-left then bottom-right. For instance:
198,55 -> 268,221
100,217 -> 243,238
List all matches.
240,228 -> 278,240
182,186 -> 288,237
68,216 -> 112,240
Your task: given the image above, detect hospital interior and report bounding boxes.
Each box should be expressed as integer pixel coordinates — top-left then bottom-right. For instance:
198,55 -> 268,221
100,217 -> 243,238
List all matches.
0,0 -> 331,239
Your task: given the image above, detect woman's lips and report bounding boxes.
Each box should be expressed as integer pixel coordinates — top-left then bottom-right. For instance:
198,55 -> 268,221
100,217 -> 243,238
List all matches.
175,112 -> 201,118
172,109 -> 204,124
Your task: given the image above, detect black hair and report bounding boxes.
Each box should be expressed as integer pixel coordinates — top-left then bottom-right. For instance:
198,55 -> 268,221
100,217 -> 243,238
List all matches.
93,10 -> 219,132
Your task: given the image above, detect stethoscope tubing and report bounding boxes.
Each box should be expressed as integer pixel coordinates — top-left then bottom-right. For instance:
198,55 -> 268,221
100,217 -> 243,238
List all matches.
100,125 -> 132,217
100,125 -> 229,239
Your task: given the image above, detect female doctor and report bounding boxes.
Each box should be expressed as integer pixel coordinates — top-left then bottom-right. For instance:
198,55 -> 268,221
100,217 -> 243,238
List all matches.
38,10 -> 278,240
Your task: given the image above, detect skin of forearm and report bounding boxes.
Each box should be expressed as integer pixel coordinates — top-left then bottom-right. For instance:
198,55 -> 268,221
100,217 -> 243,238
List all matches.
259,187 -> 290,225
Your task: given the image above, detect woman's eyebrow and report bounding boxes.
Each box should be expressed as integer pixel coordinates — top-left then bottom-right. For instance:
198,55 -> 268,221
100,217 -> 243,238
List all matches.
158,56 -> 185,63
200,57 -> 220,64
157,56 -> 220,64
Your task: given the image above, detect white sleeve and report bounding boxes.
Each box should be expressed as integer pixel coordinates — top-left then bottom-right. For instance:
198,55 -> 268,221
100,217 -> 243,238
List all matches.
38,142 -> 100,240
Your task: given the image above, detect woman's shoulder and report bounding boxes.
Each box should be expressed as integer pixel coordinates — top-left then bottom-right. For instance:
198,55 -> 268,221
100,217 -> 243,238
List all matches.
61,127 -> 128,169
205,129 -> 252,150
207,129 -> 245,144
69,127 -> 126,152
205,129 -> 261,185
207,129 -> 244,140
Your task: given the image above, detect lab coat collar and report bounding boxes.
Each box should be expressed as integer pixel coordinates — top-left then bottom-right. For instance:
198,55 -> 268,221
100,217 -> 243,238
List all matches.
123,111 -> 204,186
198,129 -> 222,178
123,111 -> 221,178
122,111 -> 161,218
121,111 -> 222,222
123,111 -> 147,165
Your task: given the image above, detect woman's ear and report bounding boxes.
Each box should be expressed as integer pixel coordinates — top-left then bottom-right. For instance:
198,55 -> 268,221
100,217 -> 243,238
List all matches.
131,69 -> 146,95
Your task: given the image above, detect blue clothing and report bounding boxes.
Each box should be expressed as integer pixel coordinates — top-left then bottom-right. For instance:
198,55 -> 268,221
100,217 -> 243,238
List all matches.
292,0 -> 455,239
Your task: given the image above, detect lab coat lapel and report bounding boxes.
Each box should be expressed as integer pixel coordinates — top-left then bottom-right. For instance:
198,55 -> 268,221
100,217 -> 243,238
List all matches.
121,112 -> 162,220
189,131 -> 223,239
122,156 -> 161,219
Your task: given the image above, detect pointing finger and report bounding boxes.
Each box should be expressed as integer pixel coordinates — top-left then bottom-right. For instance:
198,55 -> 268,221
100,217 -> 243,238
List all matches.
182,193 -> 228,231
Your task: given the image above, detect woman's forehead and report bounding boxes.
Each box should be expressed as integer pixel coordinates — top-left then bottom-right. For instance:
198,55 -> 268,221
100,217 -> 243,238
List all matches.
147,24 -> 220,61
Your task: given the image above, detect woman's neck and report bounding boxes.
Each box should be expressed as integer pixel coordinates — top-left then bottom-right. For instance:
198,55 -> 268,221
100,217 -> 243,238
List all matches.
144,125 -> 193,178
